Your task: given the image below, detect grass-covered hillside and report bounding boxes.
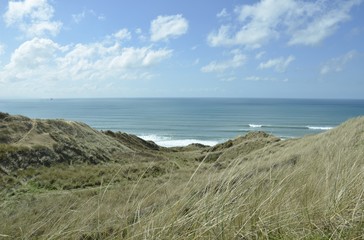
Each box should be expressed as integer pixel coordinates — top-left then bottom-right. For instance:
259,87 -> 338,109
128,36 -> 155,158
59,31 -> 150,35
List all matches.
1,112 -> 363,239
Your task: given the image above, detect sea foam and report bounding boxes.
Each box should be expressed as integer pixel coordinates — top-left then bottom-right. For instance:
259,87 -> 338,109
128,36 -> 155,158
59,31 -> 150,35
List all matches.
138,134 -> 218,147
249,124 -> 262,128
306,126 -> 333,130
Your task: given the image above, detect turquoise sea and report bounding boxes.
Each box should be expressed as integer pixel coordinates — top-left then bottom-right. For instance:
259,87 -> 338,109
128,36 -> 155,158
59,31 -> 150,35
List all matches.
1,98 -> 364,147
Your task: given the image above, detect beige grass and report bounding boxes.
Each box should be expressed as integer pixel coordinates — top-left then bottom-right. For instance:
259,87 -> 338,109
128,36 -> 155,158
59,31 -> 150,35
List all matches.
1,117 -> 364,239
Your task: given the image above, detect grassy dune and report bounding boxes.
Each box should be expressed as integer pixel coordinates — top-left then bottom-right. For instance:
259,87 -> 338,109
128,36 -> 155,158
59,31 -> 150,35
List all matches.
1,114 -> 364,239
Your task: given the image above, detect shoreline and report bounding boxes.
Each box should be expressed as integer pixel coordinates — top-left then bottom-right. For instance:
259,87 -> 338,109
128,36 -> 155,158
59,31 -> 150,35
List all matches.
1,98 -> 357,146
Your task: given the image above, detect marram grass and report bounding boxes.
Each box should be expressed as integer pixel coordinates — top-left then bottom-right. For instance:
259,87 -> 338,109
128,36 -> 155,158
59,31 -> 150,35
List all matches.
1,117 -> 364,239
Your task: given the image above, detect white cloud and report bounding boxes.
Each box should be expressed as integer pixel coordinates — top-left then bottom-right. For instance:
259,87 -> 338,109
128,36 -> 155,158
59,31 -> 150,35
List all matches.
207,25 -> 233,47
245,76 -> 263,81
150,14 -> 188,42
3,0 -> 62,38
97,14 -> 106,21
201,50 -> 247,73
217,8 -> 229,18
112,28 -> 132,41
72,9 -> 105,24
0,38 -> 66,82
245,75 -> 288,82
0,37 -> 173,83
208,0 -> 295,48
288,0 -> 362,46
87,9 -> 105,21
259,55 -> 295,72
245,76 -> 274,81
72,10 -> 86,24
135,28 -> 142,34
135,28 -> 147,42
26,21 -> 62,37
4,0 -> 53,25
208,0 -> 362,48
320,50 -> 357,75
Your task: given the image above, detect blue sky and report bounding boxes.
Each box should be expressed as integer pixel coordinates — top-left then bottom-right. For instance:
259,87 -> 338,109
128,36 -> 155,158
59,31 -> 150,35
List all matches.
0,0 -> 363,99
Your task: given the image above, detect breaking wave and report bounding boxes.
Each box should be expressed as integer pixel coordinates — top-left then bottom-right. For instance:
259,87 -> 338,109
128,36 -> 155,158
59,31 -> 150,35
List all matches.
138,134 -> 219,147
249,124 -> 262,128
306,126 -> 333,130
246,124 -> 334,131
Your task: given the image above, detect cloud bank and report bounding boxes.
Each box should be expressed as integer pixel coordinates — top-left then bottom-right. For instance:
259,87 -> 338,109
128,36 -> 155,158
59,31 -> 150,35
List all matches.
0,36 -> 173,83
208,0 -> 362,48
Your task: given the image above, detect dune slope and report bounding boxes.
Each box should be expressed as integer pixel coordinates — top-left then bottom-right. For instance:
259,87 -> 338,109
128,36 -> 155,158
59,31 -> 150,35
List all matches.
0,113 -> 363,239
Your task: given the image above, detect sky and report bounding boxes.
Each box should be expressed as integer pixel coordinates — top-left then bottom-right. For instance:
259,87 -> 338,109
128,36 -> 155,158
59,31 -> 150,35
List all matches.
0,0 -> 363,99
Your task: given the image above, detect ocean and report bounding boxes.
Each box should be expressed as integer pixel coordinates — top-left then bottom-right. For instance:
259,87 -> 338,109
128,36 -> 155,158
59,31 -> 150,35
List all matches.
1,98 -> 363,147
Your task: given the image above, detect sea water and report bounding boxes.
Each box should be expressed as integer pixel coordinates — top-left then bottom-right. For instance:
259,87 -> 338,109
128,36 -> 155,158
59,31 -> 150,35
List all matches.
1,98 -> 363,147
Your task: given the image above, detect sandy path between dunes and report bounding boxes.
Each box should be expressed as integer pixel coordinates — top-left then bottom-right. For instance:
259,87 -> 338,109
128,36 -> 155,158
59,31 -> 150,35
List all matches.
15,120 -> 37,144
